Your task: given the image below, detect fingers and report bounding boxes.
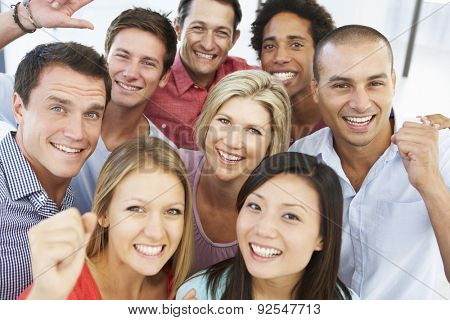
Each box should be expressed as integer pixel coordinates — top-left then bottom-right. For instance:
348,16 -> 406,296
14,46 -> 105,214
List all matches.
417,116 -> 431,126
31,0 -> 95,30
37,241 -> 81,270
81,211 -> 97,237
27,208 -> 94,298
391,121 -> 439,167
182,288 -> 197,300
62,17 -> 94,30
51,1 -> 61,9
396,141 -> 423,162
392,120 -> 442,190
49,0 -> 94,10
392,121 -> 438,145
29,208 -> 87,273
29,208 -> 85,244
418,114 -> 450,129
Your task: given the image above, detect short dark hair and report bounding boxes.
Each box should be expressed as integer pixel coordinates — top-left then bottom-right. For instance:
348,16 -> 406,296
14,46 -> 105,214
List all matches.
178,0 -> 242,31
14,42 -> 111,106
205,152 -> 352,300
104,7 -> 177,75
251,0 -> 335,59
313,24 -> 394,81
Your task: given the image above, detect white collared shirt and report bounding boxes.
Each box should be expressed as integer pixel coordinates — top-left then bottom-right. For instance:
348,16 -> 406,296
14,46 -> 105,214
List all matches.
289,127 -> 450,299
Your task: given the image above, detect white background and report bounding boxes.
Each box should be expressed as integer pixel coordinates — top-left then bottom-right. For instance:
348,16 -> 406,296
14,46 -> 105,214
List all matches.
1,0 -> 449,119
0,0 -> 449,299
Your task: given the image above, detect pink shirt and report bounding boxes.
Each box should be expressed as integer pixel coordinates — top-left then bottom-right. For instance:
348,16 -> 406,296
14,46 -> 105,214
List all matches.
178,149 -> 238,273
144,53 -> 257,149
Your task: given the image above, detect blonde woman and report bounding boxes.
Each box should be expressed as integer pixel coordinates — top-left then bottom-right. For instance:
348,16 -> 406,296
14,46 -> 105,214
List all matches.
20,137 -> 193,299
177,153 -> 358,300
179,70 -> 291,273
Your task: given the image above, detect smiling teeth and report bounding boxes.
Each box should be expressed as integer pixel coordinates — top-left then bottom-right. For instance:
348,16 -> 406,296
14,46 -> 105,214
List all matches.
344,116 -> 373,126
117,81 -> 141,91
195,51 -> 214,60
135,244 -> 163,256
272,72 -> 296,81
218,149 -> 243,162
53,143 -> 81,153
251,244 -> 281,258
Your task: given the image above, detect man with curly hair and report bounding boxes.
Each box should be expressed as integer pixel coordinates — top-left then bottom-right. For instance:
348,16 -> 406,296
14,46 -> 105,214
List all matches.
251,0 -> 335,142
252,0 -> 449,142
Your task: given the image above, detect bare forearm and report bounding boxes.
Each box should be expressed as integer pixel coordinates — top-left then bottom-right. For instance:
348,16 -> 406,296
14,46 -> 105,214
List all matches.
419,177 -> 450,282
0,5 -> 35,49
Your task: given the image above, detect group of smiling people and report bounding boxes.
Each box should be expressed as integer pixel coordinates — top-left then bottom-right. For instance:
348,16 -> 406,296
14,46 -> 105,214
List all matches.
22,70 -> 354,300
0,0 -> 449,301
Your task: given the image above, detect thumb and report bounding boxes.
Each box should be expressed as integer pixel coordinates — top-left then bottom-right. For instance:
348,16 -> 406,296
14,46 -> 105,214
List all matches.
62,17 -> 94,30
183,288 -> 197,300
390,133 -> 396,144
81,212 -> 97,238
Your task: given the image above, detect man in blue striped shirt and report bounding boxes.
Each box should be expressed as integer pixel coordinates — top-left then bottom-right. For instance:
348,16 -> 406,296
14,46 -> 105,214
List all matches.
0,39 -> 110,300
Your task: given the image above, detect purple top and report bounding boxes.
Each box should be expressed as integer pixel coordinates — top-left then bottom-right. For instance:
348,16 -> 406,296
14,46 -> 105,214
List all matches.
178,149 -> 238,273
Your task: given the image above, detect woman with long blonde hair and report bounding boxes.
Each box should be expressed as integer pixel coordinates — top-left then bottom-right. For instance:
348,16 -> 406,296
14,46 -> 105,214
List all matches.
179,69 -> 291,273
20,137 -> 193,299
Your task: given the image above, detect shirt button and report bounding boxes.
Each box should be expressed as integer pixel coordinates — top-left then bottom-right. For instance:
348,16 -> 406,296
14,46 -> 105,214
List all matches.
38,195 -> 45,201
161,124 -> 167,129
194,85 -> 199,89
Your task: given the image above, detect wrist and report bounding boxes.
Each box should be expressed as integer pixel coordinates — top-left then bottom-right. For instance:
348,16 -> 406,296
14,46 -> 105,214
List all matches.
27,282 -> 68,300
18,3 -> 37,31
23,0 -> 42,29
10,2 -> 36,33
415,174 -> 447,198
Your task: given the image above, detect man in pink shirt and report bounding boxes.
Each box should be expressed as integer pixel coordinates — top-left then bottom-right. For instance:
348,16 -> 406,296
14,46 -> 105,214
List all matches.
144,0 -> 255,149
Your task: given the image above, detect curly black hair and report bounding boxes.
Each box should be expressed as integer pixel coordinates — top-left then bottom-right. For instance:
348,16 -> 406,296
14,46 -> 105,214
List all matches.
251,0 -> 335,59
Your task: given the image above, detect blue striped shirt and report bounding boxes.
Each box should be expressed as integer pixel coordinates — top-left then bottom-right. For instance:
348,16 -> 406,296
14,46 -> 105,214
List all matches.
0,132 -> 73,299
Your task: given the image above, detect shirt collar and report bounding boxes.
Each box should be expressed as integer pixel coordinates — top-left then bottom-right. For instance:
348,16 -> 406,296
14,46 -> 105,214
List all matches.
385,117 -> 401,159
314,128 -> 335,163
172,52 -> 229,94
0,132 -> 42,201
319,121 -> 399,165
314,125 -> 398,164
0,132 -> 74,209
172,53 -> 196,95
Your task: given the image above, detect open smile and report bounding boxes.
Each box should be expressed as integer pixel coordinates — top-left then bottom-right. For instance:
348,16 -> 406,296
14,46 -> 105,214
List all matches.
342,115 -> 376,130
194,50 -> 216,60
271,71 -> 297,82
51,142 -> 83,155
134,244 -> 165,257
344,115 -> 374,125
250,242 -> 282,259
216,148 -> 245,165
115,80 -> 143,92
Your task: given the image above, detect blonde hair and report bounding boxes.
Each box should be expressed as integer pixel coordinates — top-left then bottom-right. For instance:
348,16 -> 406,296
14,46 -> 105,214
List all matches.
195,70 -> 291,154
85,137 -> 193,299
